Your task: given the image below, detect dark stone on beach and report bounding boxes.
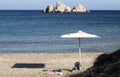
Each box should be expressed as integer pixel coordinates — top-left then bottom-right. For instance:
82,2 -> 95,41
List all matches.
69,49 -> 120,77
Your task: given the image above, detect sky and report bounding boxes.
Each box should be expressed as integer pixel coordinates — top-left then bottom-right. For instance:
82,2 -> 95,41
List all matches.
0,0 -> 120,10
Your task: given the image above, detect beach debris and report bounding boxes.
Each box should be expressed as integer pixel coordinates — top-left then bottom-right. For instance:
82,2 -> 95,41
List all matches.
48,69 -> 63,75
72,62 -> 81,72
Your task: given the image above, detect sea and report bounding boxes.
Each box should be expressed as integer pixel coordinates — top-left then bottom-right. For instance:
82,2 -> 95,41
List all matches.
0,10 -> 120,53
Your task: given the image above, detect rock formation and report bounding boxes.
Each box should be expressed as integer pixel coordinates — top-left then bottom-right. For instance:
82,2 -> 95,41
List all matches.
69,50 -> 120,77
55,1 -> 66,12
43,1 -> 89,13
44,5 -> 54,13
72,4 -> 88,12
65,6 -> 71,12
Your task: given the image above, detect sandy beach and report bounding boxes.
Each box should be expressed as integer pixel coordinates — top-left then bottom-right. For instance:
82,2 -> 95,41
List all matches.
0,52 -> 103,77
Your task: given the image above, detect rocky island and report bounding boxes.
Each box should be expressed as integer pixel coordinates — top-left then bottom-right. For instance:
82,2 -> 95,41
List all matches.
43,1 -> 89,13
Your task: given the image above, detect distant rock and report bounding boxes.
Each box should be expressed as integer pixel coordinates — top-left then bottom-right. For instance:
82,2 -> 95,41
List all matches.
65,6 -> 71,12
55,1 -> 66,12
43,1 -> 89,13
72,4 -> 88,12
44,5 -> 54,13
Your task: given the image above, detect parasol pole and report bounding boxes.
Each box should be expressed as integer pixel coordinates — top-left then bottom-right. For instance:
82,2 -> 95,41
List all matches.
78,38 -> 82,65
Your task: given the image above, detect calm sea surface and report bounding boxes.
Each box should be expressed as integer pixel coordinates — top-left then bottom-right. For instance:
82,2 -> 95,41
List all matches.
0,10 -> 120,53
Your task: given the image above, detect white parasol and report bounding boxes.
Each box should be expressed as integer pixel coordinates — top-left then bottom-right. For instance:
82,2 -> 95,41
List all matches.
61,31 -> 101,65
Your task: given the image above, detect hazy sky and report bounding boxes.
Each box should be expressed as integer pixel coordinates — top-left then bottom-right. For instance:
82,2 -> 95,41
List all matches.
0,0 -> 120,10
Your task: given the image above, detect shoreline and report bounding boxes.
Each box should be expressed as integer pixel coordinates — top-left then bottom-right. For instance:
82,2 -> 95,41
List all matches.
0,52 -> 103,77
0,51 -> 104,54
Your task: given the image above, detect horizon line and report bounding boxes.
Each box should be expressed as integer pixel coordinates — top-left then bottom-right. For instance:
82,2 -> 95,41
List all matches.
0,9 -> 120,11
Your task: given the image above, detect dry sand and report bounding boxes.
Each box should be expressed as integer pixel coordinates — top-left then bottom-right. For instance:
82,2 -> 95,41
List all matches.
0,52 -> 103,77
